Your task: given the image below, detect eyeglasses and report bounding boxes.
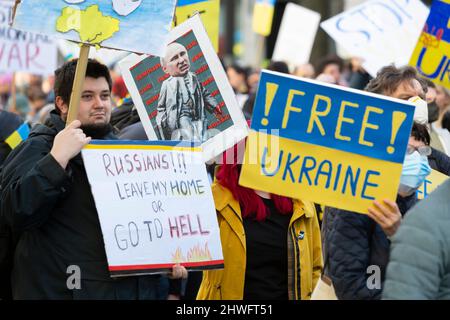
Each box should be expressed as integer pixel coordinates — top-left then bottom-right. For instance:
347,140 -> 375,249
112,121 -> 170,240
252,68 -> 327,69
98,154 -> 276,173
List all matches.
406,145 -> 432,156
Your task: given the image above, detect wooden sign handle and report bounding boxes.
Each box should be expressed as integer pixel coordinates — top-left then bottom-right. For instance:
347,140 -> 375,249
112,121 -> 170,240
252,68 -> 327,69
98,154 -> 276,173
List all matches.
66,44 -> 90,126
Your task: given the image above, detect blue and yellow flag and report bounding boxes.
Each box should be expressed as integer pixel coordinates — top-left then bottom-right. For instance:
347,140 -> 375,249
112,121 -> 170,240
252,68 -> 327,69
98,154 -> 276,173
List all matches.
5,122 -> 30,150
239,71 -> 416,214
176,0 -> 220,52
252,0 -> 276,36
409,0 -> 450,90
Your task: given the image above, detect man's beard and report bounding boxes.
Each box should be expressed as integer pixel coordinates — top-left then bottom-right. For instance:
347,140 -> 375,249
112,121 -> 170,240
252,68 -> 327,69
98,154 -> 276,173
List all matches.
80,123 -> 112,139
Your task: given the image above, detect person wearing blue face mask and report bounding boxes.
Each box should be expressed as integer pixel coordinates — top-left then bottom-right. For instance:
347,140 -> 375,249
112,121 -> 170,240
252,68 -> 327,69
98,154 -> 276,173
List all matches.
319,66 -> 433,300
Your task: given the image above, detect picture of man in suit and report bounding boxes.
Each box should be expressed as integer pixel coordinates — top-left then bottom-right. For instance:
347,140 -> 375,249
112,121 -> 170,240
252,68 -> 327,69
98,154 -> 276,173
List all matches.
156,42 -> 222,141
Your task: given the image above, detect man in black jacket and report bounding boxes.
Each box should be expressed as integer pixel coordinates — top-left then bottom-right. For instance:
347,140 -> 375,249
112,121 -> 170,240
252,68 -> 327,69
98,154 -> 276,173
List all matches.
0,59 -> 181,299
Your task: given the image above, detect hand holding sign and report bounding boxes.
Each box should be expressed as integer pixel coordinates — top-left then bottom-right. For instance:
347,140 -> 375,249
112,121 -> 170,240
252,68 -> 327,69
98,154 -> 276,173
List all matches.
367,199 -> 402,237
50,120 -> 91,169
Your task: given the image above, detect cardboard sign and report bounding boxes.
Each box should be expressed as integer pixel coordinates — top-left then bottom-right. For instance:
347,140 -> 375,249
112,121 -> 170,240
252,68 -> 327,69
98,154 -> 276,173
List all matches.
0,1 -> 57,75
239,70 -> 416,215
175,0 -> 220,52
12,0 -> 177,55
272,3 -> 321,68
81,140 -> 224,276
119,15 -> 248,162
252,0 -> 276,36
57,39 -> 128,67
417,169 -> 449,199
321,0 -> 429,77
410,0 -> 450,90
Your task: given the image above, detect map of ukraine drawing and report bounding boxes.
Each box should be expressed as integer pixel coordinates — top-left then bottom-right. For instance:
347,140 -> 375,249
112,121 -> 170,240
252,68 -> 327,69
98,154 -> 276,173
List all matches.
12,0 -> 175,55
56,1 -> 143,46
56,5 -> 120,46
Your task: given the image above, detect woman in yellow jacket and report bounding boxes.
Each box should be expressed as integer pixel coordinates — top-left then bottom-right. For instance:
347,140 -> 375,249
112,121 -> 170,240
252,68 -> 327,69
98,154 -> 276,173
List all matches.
197,147 -> 323,300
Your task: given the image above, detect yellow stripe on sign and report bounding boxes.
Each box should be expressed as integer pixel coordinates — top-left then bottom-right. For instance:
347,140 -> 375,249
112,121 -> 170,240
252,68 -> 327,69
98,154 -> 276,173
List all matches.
409,33 -> 450,90
5,131 -> 22,150
83,145 -> 202,152
239,131 -> 402,215
175,0 -> 220,52
252,3 -> 275,36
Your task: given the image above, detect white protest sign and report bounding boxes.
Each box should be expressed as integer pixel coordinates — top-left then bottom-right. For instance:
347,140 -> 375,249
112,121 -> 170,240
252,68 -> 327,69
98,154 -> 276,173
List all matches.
0,1 -> 57,75
81,140 -> 224,276
272,3 -> 321,68
321,0 -> 429,77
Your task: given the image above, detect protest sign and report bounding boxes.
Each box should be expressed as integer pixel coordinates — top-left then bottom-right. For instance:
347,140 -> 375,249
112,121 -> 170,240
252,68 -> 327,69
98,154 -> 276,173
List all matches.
321,0 -> 429,77
239,70 -> 416,214
57,39 -> 128,67
12,0 -> 177,56
119,15 -> 248,162
0,1 -> 56,75
175,0 -> 220,52
409,0 -> 450,90
252,0 -> 276,36
81,140 -> 224,276
272,3 -> 321,68
417,169 -> 449,200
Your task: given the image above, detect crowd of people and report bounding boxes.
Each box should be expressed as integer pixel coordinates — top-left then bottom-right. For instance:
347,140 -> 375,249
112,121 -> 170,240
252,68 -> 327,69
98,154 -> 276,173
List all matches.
1,51 -> 450,300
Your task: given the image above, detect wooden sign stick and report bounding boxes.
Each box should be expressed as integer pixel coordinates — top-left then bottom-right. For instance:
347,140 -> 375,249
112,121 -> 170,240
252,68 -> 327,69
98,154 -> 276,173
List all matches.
66,43 -> 90,125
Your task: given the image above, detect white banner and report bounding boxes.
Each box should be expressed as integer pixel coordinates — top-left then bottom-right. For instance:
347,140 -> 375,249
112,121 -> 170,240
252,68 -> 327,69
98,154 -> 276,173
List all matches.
272,3 -> 321,68
321,0 -> 429,77
0,1 -> 57,75
81,140 -> 224,277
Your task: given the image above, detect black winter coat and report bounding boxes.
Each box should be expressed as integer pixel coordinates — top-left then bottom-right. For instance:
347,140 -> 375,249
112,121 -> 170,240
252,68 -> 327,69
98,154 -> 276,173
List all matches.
321,194 -> 417,300
0,112 -> 167,299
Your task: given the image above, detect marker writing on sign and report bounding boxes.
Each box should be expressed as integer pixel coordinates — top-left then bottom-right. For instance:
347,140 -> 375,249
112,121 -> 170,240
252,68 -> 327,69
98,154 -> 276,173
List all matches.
260,82 -> 408,157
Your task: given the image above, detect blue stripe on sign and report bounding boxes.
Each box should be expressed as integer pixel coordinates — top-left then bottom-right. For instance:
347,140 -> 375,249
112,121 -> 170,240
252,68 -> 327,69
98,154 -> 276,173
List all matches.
177,0 -> 210,7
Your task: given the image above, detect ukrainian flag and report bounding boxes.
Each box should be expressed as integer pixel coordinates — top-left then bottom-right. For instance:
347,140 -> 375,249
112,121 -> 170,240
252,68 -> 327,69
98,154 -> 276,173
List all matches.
5,123 -> 30,150
252,0 -> 276,36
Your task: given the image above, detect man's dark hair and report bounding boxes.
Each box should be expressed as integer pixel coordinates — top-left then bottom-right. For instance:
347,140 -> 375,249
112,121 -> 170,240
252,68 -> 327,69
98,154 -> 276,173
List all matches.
442,110 -> 450,132
316,55 -> 344,75
365,65 -> 418,95
267,61 -> 289,74
411,121 -> 430,145
54,59 -> 112,107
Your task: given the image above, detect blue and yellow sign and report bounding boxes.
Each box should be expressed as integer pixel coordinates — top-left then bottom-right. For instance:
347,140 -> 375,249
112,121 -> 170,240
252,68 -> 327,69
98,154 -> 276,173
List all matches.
409,0 -> 450,90
239,71 -> 416,214
416,169 -> 449,199
252,0 -> 276,36
175,0 -> 220,52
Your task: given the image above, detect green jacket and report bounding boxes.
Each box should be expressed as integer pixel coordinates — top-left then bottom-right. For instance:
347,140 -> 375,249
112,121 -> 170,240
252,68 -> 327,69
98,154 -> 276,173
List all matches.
383,179 -> 450,300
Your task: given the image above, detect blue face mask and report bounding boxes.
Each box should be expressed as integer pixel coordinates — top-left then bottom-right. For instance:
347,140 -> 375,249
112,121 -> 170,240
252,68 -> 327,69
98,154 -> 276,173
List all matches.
399,151 -> 432,195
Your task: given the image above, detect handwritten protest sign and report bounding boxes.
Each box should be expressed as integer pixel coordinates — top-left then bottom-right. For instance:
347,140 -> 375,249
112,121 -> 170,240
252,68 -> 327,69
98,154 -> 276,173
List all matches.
119,15 -> 248,162
0,1 -> 56,75
81,140 -> 224,276
239,70 -> 416,214
252,0 -> 276,36
175,0 -> 220,52
417,169 -> 449,200
321,0 -> 429,77
12,0 -> 177,56
410,0 -> 450,90
272,3 -> 321,68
